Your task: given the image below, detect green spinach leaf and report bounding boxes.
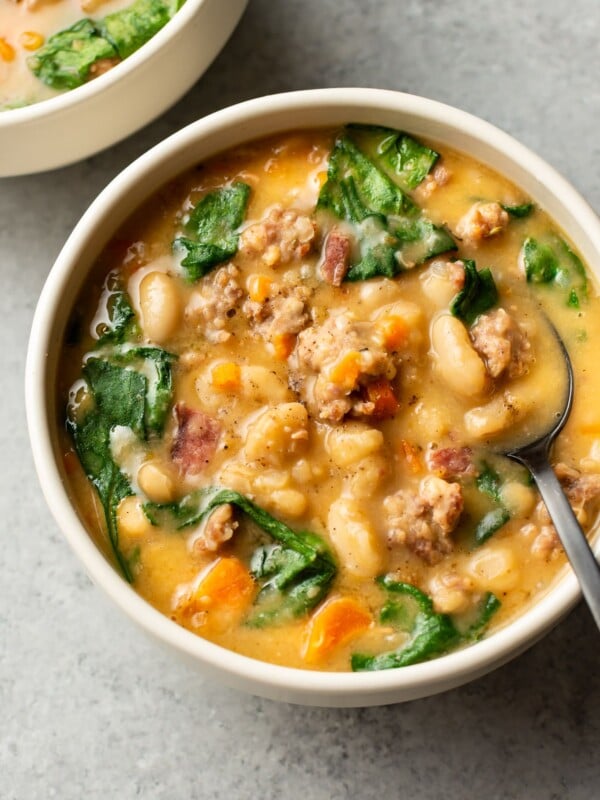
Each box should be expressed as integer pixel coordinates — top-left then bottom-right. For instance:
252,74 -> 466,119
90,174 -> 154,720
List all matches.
174,182 -> 251,280
501,202 -> 534,219
27,19 -> 118,90
347,124 -> 440,191
95,280 -> 137,347
351,577 -> 500,671
474,507 -> 511,546
476,461 -> 503,503
100,0 -> 175,60
67,347 -> 176,581
144,487 -> 337,625
318,131 -> 456,281
450,259 -> 499,325
110,346 -> 176,435
521,235 -> 587,307
472,461 -> 521,545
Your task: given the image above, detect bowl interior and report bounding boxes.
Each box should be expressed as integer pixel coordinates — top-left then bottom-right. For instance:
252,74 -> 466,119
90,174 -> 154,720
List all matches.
26,88 -> 600,705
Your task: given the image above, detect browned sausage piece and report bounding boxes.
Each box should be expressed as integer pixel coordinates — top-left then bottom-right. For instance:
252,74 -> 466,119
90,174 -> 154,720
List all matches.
321,229 -> 352,286
171,403 -> 221,475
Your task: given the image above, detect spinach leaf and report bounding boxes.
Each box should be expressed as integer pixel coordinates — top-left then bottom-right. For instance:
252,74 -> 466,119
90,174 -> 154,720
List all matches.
476,461 -> 503,503
351,577 -> 500,671
144,487 -> 337,625
95,281 -> 137,347
110,346 -> 176,435
521,235 -> 587,308
472,461 -> 516,545
100,0 -> 175,60
347,124 -> 440,191
318,132 -> 456,281
475,507 -> 511,546
319,134 -> 413,220
450,259 -> 499,325
67,347 -> 176,581
461,592 -> 502,639
501,202 -> 534,219
174,182 -> 251,281
27,19 -> 118,90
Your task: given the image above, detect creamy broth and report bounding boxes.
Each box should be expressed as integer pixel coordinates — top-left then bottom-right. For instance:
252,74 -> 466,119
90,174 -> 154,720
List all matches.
59,128 -> 600,672
0,0 -> 177,110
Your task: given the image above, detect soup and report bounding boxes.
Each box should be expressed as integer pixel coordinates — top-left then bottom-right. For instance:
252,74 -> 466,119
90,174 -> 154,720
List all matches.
59,126 -> 600,672
0,0 -> 183,110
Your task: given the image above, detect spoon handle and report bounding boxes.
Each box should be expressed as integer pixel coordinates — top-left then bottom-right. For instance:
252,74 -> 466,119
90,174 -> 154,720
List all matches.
523,455 -> 600,631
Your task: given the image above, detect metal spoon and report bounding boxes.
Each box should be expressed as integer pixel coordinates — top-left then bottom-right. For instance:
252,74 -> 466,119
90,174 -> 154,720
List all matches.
503,323 -> 600,630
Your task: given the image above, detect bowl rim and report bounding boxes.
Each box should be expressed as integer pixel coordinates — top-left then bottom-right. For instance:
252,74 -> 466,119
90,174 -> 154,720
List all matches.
26,87 -> 600,702
0,0 -> 206,125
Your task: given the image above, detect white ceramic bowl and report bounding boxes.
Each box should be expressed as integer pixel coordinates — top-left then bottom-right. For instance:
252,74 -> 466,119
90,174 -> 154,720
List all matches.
0,0 -> 248,177
26,88 -> 600,706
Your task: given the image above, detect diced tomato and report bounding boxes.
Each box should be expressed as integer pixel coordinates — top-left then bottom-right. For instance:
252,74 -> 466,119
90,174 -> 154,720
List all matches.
364,377 -> 399,419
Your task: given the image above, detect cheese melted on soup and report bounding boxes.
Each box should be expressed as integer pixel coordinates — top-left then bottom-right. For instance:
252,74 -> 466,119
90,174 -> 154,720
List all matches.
60,126 -> 600,672
0,0 -> 182,110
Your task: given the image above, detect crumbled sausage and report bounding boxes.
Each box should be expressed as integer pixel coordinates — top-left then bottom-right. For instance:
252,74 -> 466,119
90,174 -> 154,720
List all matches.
384,476 -> 463,564
529,463 -> 600,558
193,504 -> 238,553
455,201 -> 509,245
320,229 -> 352,286
413,164 -> 451,202
290,311 -> 398,422
171,404 -> 221,475
469,308 -> 532,379
243,284 -> 311,341
426,444 -> 476,479
240,205 -> 316,267
185,264 -> 243,343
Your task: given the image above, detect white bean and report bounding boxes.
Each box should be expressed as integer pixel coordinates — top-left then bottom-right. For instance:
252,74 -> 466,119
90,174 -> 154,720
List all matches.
464,394 -> 516,438
117,496 -> 152,540
137,461 -> 175,504
139,271 -> 181,344
467,546 -> 520,592
265,489 -> 308,518
328,497 -> 383,578
500,481 -> 537,517
430,313 -> 487,397
325,424 -> 384,468
421,261 -> 460,307
245,403 -> 308,464
357,278 -> 403,311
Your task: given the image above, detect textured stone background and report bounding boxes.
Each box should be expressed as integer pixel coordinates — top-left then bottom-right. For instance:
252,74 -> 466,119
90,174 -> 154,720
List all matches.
2,1 -> 599,797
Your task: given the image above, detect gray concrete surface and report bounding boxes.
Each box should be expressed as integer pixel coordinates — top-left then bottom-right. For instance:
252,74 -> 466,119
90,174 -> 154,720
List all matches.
2,1 -> 599,797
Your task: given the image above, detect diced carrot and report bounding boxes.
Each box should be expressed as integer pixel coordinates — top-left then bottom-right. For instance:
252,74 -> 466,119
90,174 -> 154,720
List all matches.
211,361 -> 241,392
0,38 -> 15,62
272,332 -> 295,360
246,273 -> 273,303
302,596 -> 372,663
376,315 -> 410,350
363,377 -> 399,419
20,31 -> 45,51
400,439 -> 423,474
328,350 -> 362,390
194,557 -> 255,613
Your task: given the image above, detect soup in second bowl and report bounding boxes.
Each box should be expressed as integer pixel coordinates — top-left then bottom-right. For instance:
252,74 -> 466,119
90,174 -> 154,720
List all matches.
58,125 -> 600,671
0,0 -> 183,110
